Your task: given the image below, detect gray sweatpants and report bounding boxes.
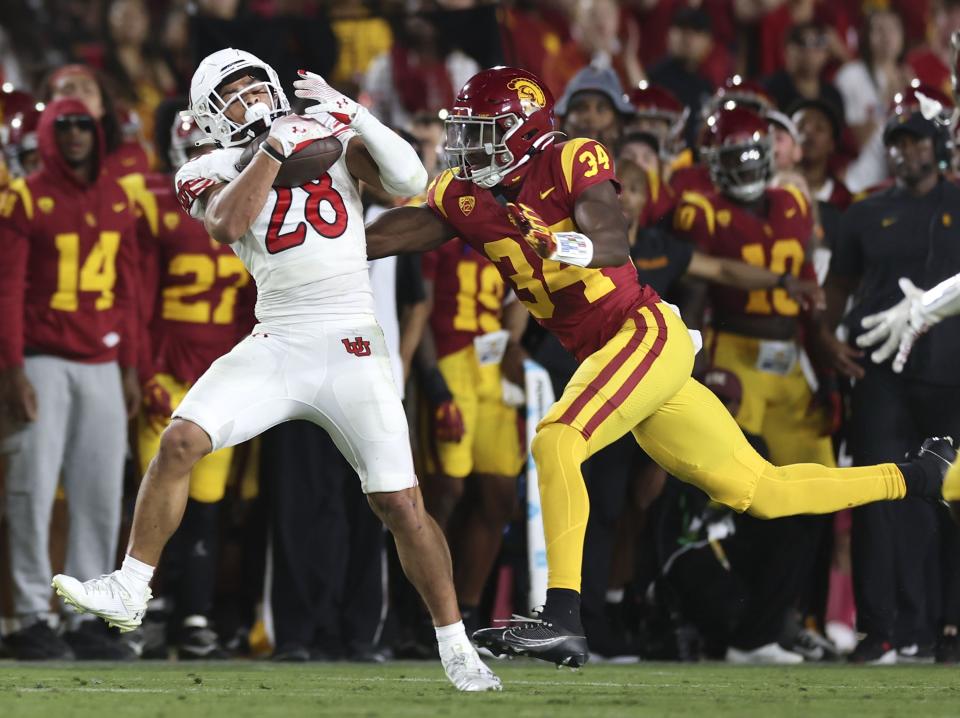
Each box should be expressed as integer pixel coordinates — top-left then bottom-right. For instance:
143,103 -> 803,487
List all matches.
3,356 -> 127,620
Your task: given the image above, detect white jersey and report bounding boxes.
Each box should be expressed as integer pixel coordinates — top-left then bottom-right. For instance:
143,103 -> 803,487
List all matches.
174,120 -> 374,323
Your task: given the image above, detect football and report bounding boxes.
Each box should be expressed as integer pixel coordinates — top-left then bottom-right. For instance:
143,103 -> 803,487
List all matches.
235,130 -> 343,188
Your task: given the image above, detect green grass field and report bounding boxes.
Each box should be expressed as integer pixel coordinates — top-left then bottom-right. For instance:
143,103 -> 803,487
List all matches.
1,660 -> 958,718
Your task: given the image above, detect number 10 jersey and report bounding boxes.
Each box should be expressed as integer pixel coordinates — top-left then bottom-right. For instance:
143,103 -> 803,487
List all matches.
174,122 -> 374,324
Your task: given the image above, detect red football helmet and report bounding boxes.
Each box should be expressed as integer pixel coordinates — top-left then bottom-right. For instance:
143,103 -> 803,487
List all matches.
702,105 -> 773,202
0,88 -> 42,178
444,66 -> 559,188
627,82 -> 688,153
169,112 -> 208,169
706,76 -> 775,118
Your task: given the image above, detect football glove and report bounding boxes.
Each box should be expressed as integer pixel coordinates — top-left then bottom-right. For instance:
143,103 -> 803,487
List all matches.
506,202 -> 557,258
420,366 -> 465,443
265,114 -> 331,159
142,377 -> 173,433
857,277 -> 925,372
293,70 -> 360,125
434,401 -> 466,444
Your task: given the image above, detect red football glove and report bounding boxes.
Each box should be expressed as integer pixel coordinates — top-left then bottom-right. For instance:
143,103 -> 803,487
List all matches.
434,400 -> 466,443
142,377 -> 173,433
506,202 -> 557,258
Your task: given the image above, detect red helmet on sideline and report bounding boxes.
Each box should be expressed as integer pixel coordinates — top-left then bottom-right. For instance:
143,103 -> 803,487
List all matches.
706,76 -> 775,118
702,105 -> 773,202
0,88 -> 43,177
443,66 -> 558,188
627,82 -> 688,156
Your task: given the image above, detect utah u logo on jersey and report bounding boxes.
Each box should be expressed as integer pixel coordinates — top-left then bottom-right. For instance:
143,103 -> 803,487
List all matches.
342,337 -> 371,357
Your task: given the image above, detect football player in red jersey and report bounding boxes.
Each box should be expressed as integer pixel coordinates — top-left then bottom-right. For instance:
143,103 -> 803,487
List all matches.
120,112 -> 254,659
673,105 -> 838,466
365,67 -> 955,668
0,98 -> 141,659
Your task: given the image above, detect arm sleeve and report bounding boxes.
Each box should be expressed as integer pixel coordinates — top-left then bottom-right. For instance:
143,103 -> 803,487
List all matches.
0,192 -> 28,370
352,108 -> 428,197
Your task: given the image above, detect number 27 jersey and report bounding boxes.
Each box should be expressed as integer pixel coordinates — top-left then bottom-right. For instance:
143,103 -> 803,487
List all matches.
174,122 -> 373,323
427,138 -> 659,362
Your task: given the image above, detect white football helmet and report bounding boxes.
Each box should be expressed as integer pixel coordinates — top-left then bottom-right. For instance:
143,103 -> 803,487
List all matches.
186,48 -> 289,148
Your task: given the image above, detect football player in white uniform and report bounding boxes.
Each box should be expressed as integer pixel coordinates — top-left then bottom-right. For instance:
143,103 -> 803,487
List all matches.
51,48 -> 500,691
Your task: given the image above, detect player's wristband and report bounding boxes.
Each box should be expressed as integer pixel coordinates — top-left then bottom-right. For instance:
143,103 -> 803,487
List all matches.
259,142 -> 285,164
549,231 -> 594,267
420,366 -> 453,405
920,272 -> 960,322
776,271 -> 791,289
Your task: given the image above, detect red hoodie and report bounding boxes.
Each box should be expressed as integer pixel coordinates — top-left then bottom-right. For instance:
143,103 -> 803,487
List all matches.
0,97 -> 139,369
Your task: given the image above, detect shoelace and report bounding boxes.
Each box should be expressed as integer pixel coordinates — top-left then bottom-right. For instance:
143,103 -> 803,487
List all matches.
445,651 -> 494,681
84,574 -> 136,602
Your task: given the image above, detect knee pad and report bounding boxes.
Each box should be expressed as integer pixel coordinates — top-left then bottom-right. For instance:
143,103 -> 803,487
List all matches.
531,423 -> 587,467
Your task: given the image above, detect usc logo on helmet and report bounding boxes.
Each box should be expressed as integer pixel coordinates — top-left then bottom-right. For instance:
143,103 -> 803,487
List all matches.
507,78 -> 546,117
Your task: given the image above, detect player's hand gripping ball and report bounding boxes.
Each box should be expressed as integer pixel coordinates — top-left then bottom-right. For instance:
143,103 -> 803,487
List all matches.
235,116 -> 342,188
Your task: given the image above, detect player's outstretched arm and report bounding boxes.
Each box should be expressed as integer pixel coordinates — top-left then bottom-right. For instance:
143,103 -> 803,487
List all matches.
687,251 -> 826,310
572,181 -> 631,268
366,205 -> 456,260
294,70 -> 427,197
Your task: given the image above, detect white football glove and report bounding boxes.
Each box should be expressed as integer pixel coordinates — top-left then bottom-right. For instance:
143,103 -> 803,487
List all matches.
293,70 -> 360,125
265,114 -> 332,158
857,277 -> 926,373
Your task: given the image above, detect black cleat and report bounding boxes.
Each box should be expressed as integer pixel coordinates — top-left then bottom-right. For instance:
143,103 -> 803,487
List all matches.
901,437 -> 956,498
473,614 -> 590,668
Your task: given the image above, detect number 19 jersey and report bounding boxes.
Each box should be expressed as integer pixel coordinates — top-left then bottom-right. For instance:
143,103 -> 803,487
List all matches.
174,121 -> 373,324
427,138 -> 659,362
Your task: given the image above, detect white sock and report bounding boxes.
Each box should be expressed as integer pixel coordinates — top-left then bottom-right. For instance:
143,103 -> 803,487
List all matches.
120,554 -> 154,594
435,620 -> 469,651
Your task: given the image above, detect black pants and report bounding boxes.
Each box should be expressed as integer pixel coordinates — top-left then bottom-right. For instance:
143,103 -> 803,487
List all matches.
260,420 -> 386,655
849,370 -> 960,646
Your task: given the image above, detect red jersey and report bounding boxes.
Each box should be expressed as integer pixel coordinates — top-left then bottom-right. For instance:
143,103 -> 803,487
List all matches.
639,166 -> 677,228
0,98 -> 139,370
422,238 -> 506,359
427,138 -> 659,362
673,185 -> 814,322
122,171 -> 254,384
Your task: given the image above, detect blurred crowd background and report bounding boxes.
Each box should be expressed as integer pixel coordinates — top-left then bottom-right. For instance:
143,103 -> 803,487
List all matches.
1,0 -> 960,668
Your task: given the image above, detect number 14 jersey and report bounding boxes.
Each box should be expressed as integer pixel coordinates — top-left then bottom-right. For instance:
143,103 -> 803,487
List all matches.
427,138 -> 659,362
174,120 -> 373,324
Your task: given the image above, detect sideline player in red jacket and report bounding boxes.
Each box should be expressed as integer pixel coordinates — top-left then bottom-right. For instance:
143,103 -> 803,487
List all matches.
364,67 -> 956,668
0,97 -> 140,659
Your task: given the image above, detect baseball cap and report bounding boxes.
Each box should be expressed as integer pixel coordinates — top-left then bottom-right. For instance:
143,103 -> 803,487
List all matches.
556,65 -> 635,117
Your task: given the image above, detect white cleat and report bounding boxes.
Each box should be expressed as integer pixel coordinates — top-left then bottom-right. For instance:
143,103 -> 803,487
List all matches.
440,641 -> 503,692
726,642 -> 804,665
52,572 -> 151,633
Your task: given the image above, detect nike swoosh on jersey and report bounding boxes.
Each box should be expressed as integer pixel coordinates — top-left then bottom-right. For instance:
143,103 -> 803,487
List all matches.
539,186 -> 556,200
882,217 -> 897,227
785,208 -> 796,218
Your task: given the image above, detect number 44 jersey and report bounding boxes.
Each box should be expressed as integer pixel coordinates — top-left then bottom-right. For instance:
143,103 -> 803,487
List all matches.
174,120 -> 374,324
427,137 -> 660,362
